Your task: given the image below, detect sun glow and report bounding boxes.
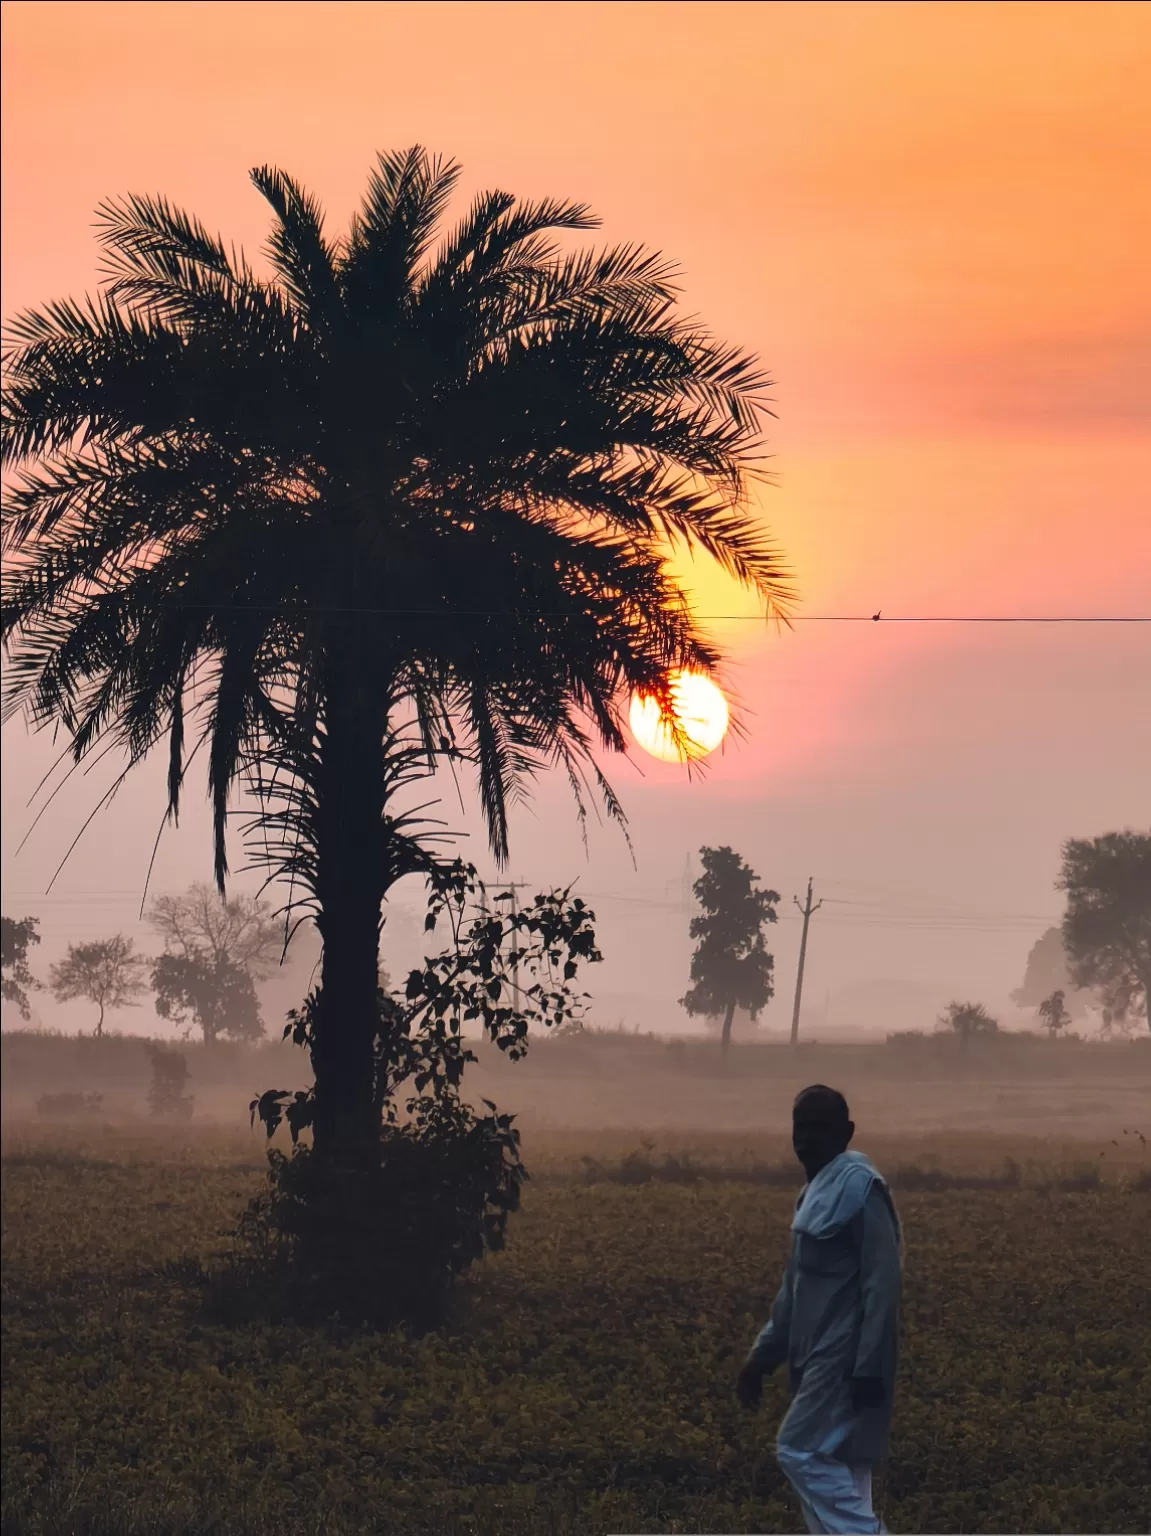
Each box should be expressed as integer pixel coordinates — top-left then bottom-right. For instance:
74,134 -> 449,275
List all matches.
629,670 -> 730,763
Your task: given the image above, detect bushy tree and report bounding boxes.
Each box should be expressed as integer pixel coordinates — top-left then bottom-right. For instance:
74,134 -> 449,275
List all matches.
148,884 -> 282,975
680,846 -> 778,1053
1011,927 -> 1088,1016
1,915 -> 41,1019
2,148 -> 789,1159
244,861 -> 599,1324
151,952 -> 264,1045
148,883 -> 279,1043
49,934 -> 148,1036
1058,831 -> 1151,1034
1037,989 -> 1072,1038
939,999 -> 998,1048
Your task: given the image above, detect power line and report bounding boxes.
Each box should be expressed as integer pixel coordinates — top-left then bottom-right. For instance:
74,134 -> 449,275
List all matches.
821,897 -> 1056,920
566,889 -> 1056,930
160,601 -> 1149,622
778,616 -> 1149,624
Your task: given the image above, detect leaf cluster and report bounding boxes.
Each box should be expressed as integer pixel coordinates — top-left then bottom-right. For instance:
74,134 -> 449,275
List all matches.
1058,830 -> 1151,1030
147,883 -> 283,976
48,933 -> 148,1018
242,865 -> 600,1322
152,951 -> 264,1045
252,860 -> 600,1145
1010,926 -> 1091,1016
2,147 -> 793,908
680,845 -> 778,1021
1037,990 -> 1072,1038
938,1000 -> 999,1042
1,915 -> 41,1019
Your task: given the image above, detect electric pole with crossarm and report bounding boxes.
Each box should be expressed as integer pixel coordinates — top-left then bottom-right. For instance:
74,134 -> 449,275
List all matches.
492,881 -> 531,1000
789,877 -> 822,1046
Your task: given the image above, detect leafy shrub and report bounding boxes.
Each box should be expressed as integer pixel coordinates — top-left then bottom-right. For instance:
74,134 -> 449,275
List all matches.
231,1095 -> 524,1328
240,863 -> 598,1326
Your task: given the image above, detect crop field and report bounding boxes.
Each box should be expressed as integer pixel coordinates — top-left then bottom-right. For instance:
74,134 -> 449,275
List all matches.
2,1119 -> 1148,1536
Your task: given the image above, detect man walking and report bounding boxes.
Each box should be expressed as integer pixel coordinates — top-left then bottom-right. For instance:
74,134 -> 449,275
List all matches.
737,1085 -> 901,1535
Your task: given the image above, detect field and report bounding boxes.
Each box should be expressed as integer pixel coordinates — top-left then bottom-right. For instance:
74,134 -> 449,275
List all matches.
4,1027 -> 1150,1137
3,1097 -> 1149,1535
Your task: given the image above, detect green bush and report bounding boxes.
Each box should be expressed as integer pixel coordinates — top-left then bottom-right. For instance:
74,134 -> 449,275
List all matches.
230,1096 -> 524,1328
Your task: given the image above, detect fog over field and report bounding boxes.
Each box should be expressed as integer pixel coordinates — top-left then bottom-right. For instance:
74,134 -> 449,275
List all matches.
5,629 -> 1149,1054
3,8 -> 1150,1534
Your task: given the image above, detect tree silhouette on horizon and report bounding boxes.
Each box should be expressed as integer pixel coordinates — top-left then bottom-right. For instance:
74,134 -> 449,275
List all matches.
1059,830 -> 1151,1034
680,845 -> 778,1053
3,148 -> 791,1153
49,934 -> 148,1037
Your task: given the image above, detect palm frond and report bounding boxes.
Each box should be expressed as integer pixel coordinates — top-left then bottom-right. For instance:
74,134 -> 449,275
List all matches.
342,147 -> 462,311
250,166 -> 342,328
95,193 -> 250,288
4,147 -> 793,908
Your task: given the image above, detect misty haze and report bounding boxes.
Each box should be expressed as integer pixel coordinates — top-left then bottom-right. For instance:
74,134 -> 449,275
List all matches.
2,4 -> 1149,1535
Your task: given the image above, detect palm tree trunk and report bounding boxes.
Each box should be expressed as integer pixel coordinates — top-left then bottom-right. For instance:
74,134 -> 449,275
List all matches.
310,674 -> 388,1159
720,1000 -> 736,1055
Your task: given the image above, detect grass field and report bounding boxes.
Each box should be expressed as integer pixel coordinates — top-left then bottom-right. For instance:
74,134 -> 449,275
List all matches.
2,1120 -> 1148,1535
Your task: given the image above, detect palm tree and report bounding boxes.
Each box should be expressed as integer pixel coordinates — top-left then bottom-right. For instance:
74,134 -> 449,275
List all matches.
3,149 -> 791,1155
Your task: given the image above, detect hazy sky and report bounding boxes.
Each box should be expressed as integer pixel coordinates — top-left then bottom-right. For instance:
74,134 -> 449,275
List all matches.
2,1 -> 1148,1036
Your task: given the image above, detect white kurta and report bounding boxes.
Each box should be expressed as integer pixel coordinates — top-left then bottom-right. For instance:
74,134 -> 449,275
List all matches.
746,1153 -> 902,1533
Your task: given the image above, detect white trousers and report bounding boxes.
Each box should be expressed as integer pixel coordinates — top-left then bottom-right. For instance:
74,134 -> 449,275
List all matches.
776,1419 -> 887,1534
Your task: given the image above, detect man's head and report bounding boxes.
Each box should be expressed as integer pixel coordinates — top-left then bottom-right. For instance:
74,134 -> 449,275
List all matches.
792,1084 -> 854,1179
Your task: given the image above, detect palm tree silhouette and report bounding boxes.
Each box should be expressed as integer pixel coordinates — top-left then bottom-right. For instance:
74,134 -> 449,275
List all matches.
3,149 -> 792,1152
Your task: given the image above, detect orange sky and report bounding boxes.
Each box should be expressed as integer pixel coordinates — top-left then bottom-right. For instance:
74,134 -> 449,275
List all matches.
2,1 -> 1149,1033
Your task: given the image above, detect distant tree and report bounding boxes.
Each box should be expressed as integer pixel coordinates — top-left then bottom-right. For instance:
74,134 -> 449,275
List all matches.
1058,831 -> 1151,1035
147,1046 -> 194,1119
49,934 -> 148,1036
680,846 -> 778,1054
151,952 -> 264,1045
1098,1006 -> 1140,1041
1,915 -> 41,1019
148,884 -> 282,975
1037,989 -> 1072,1038
939,1000 -> 998,1048
147,884 -> 281,1045
1010,927 -> 1088,1016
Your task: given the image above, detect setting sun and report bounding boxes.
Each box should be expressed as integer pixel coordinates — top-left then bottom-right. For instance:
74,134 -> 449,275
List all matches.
629,669 -> 730,763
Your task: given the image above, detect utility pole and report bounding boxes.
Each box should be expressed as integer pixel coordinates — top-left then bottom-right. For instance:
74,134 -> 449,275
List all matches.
790,877 -> 822,1046
493,881 -> 530,999
664,851 -> 696,914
